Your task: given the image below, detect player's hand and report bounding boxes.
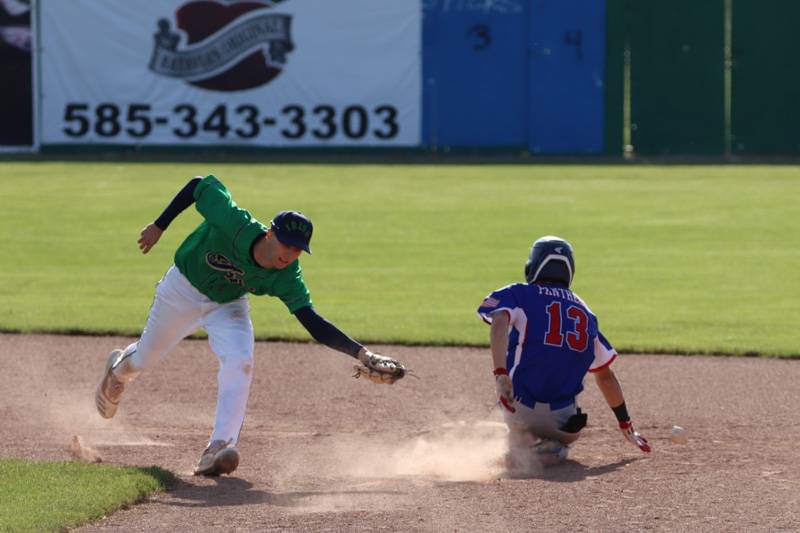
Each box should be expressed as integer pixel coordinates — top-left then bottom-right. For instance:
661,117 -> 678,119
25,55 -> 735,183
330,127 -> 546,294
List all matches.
138,223 -> 163,254
619,420 -> 651,453
494,369 -> 516,413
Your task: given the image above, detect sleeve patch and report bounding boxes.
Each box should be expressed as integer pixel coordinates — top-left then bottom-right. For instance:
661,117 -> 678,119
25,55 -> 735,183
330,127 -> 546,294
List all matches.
481,296 -> 500,308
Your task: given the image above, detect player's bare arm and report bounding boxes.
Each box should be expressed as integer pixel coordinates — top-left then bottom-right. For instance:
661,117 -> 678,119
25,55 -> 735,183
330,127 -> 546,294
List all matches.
489,311 -> 515,413
593,366 -> 651,453
592,365 -> 625,407
489,311 -> 510,370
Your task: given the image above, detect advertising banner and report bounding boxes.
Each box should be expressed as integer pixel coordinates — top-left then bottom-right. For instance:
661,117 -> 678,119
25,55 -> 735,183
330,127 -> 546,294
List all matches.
0,0 -> 32,147
39,0 -> 421,146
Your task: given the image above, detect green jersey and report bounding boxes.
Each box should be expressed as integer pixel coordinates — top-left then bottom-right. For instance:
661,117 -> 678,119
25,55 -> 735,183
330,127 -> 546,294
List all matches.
174,175 -> 312,312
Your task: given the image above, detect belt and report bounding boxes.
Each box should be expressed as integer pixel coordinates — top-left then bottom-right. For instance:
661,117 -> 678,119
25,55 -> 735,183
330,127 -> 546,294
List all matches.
516,392 -> 574,411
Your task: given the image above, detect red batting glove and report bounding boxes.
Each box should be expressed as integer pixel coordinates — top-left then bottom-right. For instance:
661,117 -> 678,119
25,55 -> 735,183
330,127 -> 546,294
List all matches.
619,420 -> 651,453
494,368 -> 516,413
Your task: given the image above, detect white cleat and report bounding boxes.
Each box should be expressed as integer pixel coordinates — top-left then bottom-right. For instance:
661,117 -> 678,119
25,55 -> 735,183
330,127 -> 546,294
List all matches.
193,439 -> 240,476
95,349 -> 125,419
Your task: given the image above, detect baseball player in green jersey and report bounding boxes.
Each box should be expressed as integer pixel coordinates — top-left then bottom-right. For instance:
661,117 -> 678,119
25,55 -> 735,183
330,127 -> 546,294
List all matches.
95,174 -> 406,476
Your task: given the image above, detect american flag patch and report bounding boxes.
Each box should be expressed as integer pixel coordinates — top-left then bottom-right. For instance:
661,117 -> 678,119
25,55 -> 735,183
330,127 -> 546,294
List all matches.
481,297 -> 499,308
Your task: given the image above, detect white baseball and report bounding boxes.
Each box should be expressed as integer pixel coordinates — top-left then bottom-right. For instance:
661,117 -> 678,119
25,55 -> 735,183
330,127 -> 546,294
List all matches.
670,425 -> 688,444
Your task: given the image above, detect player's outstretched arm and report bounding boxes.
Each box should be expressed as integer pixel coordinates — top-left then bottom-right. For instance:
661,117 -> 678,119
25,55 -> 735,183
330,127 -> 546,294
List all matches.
293,306 -> 406,384
593,366 -> 651,453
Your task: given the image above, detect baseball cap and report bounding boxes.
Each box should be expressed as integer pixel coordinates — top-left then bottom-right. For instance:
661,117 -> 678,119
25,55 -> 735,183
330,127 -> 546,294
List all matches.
270,210 -> 313,254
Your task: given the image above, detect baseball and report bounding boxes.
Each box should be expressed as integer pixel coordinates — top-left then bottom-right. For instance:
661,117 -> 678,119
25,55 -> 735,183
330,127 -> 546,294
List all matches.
670,425 -> 688,444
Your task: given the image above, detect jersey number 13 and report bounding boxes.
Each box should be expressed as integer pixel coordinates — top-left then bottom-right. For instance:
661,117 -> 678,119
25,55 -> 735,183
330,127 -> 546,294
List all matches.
544,302 -> 589,352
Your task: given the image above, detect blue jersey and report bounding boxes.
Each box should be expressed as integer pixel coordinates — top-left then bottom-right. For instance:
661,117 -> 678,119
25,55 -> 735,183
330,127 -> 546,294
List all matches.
477,283 -> 617,406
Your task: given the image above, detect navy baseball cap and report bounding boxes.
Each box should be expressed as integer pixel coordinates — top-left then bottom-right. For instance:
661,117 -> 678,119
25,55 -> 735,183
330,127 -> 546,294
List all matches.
270,211 -> 313,254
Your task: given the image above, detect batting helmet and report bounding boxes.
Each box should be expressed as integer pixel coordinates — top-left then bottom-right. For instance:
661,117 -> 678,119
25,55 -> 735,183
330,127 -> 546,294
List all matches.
524,236 -> 575,287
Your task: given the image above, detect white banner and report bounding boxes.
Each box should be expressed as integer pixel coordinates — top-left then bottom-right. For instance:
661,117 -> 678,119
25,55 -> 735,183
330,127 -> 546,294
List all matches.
39,0 -> 420,146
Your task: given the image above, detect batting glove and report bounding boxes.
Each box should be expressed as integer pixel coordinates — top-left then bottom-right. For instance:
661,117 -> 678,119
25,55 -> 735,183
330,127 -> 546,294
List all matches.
619,420 -> 651,453
494,368 -> 516,413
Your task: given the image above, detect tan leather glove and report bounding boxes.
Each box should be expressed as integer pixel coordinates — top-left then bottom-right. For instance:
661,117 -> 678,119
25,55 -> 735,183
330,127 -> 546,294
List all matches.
353,350 -> 406,384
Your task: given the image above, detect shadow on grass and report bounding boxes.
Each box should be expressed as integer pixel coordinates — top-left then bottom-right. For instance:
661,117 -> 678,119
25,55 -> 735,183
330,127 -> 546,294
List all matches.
137,465 -> 181,490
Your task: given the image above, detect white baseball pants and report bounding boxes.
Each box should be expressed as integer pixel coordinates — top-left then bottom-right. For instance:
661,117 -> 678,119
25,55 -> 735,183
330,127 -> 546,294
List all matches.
504,402 -> 581,446
112,265 -> 254,446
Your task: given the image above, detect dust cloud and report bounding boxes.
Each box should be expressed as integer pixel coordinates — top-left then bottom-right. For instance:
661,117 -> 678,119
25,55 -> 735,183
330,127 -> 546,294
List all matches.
4,351 -> 168,455
264,419 -> 515,515
338,420 -> 512,482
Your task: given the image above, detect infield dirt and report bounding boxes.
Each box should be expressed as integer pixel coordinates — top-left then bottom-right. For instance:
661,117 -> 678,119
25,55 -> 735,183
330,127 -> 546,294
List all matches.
1,333 -> 798,532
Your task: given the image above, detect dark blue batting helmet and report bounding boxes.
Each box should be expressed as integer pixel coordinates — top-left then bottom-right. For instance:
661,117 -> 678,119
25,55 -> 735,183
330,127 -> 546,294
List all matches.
524,235 -> 575,287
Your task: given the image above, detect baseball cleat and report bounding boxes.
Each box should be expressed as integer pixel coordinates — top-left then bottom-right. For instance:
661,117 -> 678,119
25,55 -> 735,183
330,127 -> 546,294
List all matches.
193,439 -> 240,476
532,438 -> 569,466
95,349 -> 125,419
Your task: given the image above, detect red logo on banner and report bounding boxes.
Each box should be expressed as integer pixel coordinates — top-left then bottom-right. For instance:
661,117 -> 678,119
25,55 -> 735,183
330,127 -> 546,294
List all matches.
149,0 -> 293,92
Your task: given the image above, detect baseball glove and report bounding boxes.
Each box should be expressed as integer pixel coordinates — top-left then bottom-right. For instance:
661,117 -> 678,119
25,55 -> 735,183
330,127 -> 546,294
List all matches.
353,350 -> 406,384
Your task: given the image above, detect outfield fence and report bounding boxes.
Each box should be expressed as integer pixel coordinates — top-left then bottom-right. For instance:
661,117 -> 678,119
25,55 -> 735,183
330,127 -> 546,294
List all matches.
1,0 -> 798,156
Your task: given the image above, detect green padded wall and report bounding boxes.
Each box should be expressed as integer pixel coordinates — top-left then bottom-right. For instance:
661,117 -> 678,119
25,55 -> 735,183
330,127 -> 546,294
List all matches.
629,1 -> 725,155
731,1 -> 800,154
603,0 -> 625,155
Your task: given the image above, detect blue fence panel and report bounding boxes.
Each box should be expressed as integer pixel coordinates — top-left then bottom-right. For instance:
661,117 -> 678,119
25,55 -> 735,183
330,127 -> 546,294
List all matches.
528,0 -> 606,154
422,1 -> 528,147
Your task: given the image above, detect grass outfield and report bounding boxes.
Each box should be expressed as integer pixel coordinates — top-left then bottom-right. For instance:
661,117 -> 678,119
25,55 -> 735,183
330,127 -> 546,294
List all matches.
0,459 -> 174,531
0,162 -> 797,356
